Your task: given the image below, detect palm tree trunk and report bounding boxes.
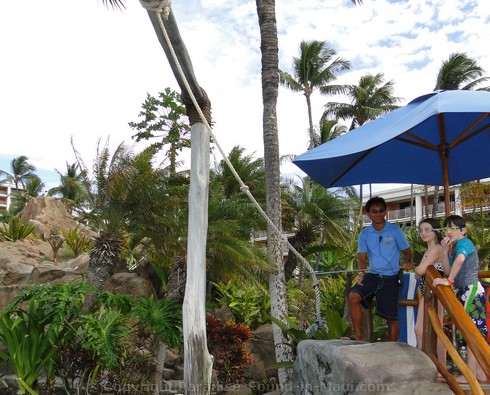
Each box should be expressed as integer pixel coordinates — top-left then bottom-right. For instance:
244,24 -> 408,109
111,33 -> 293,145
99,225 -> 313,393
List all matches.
306,93 -> 315,150
256,0 -> 293,387
432,185 -> 440,218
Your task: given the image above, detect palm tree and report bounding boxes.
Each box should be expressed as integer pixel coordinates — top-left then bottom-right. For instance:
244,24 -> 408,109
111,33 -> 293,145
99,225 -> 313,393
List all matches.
80,141 -> 174,310
323,72 -> 401,131
312,116 -> 348,148
279,40 -> 351,149
0,155 -> 36,191
256,0 -> 294,385
7,174 -> 45,215
282,177 -> 356,281
323,72 -> 401,201
211,145 -> 266,199
48,162 -> 89,213
434,52 -> 490,91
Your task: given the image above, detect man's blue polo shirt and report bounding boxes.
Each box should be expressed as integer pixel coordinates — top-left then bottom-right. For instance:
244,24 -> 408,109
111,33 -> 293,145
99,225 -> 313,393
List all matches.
358,221 -> 409,275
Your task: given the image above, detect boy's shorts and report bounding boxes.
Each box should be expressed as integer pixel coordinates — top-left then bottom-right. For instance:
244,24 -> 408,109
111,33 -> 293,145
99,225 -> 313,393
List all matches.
351,272 -> 400,320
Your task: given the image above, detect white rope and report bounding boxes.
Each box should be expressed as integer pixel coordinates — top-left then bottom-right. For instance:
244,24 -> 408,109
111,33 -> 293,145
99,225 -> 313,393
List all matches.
149,7 -> 326,335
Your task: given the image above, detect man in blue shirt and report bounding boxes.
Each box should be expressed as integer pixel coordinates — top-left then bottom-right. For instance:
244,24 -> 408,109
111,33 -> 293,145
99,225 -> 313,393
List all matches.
347,196 -> 413,341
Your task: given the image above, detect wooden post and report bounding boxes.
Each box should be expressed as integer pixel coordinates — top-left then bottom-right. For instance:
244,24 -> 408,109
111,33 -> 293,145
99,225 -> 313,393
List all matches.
183,123 -> 213,394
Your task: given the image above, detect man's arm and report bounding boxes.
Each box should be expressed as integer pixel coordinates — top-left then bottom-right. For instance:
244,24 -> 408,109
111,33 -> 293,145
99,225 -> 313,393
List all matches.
358,252 -> 368,271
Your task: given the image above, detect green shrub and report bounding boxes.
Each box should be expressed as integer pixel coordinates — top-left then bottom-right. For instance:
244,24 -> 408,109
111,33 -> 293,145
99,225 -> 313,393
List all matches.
212,281 -> 271,330
62,226 -> 92,257
0,302 -> 57,394
319,276 -> 346,317
0,215 -> 34,241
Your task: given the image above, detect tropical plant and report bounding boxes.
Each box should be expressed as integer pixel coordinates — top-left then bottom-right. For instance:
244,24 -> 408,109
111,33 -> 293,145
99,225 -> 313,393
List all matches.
79,306 -> 131,371
0,155 -> 36,190
312,117 -> 348,148
282,177 -> 357,279
428,53 -> 490,213
322,72 -> 401,131
0,304 -> 57,395
48,161 -> 89,213
256,0 -> 294,383
62,226 -> 93,257
131,294 -> 183,348
279,40 -> 351,149
212,281 -> 271,330
206,316 -> 253,384
0,280 -> 96,394
47,232 -> 65,263
0,215 -> 34,241
319,277 -> 347,318
434,52 -> 490,91
129,88 -> 191,174
78,141 -> 177,309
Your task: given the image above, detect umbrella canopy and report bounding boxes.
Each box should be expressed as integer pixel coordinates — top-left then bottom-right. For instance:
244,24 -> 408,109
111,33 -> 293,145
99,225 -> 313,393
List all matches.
293,90 -> 490,216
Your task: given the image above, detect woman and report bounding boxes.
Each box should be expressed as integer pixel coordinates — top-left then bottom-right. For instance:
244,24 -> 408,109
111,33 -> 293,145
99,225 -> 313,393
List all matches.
414,218 -> 449,367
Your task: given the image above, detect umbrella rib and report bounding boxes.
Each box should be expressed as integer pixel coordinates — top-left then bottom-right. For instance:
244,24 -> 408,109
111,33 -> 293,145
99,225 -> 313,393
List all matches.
450,113 -> 490,148
395,133 -> 437,151
330,148 -> 375,186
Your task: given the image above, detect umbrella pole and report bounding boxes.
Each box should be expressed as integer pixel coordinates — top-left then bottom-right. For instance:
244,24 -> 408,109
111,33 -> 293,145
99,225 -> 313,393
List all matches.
444,182 -> 450,218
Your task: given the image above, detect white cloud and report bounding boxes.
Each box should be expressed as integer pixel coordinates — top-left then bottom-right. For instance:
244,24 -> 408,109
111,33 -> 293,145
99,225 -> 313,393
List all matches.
1,0 -> 489,191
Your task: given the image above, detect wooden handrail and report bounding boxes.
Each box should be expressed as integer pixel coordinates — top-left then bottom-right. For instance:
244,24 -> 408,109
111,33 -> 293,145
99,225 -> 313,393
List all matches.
427,306 -> 483,395
423,266 -> 490,379
478,270 -> 490,279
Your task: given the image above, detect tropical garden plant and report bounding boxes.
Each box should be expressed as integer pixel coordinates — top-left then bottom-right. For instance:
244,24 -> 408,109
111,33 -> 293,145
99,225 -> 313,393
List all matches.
0,215 -> 34,241
0,279 -> 183,394
62,226 -> 93,257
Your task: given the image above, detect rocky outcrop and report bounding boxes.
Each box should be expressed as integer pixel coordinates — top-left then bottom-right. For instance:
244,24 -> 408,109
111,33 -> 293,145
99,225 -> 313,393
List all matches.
292,340 -> 452,395
18,196 -> 94,239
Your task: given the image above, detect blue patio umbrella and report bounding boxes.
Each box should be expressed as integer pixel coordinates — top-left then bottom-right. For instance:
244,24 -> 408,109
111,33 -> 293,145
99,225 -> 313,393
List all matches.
293,90 -> 490,216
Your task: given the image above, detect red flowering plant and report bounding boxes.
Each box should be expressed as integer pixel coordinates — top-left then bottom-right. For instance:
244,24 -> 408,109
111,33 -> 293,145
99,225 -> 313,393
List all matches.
206,315 -> 253,384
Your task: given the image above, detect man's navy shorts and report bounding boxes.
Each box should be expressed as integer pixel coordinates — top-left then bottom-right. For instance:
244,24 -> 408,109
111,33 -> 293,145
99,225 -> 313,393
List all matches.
351,272 -> 400,321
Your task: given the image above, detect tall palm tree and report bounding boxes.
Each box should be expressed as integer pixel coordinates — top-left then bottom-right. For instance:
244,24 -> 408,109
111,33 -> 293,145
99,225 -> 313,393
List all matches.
322,72 -> 401,131
7,174 -> 45,215
323,72 -> 401,202
0,155 -> 36,191
279,40 -> 351,149
434,52 -> 490,91
256,0 -> 293,385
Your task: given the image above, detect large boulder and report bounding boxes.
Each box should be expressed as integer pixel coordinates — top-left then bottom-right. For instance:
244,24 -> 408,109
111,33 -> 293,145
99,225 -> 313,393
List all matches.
293,340 -> 453,395
18,196 -> 93,239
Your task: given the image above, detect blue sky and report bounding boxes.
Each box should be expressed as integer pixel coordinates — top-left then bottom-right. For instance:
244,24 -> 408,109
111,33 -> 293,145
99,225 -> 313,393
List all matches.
1,0 -> 489,191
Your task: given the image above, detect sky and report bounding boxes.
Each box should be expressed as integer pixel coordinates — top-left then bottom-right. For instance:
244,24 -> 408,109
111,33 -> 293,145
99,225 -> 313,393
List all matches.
1,0 -> 489,191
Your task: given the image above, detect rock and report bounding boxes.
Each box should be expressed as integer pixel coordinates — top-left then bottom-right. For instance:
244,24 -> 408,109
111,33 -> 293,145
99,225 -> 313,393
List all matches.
102,272 -> 155,299
293,340 -> 453,395
0,239 -> 52,267
18,196 -> 93,239
245,324 -> 278,381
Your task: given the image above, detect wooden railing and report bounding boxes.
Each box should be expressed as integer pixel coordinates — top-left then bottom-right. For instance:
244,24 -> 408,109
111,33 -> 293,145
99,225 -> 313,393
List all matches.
422,266 -> 490,395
